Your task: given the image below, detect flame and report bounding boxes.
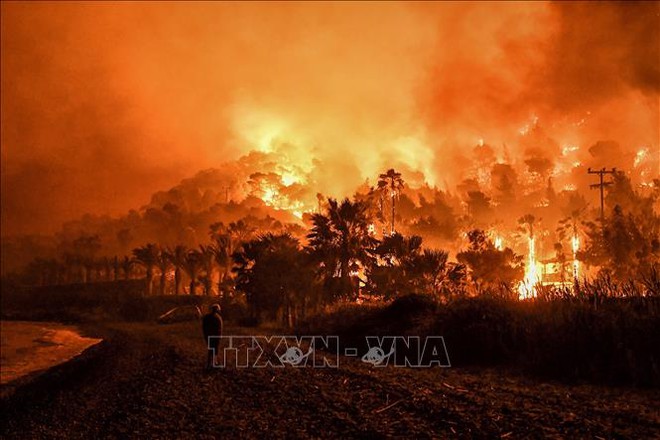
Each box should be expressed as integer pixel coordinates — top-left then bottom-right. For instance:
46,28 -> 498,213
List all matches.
254,181 -> 309,220
518,236 -> 539,299
634,147 -> 649,168
261,187 -> 278,205
571,234 -> 579,280
494,236 -> 503,250
281,172 -> 300,186
518,115 -> 539,135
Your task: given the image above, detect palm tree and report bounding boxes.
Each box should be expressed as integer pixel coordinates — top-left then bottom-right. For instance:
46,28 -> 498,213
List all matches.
556,208 -> 586,281
113,256 -> 120,281
518,214 -> 536,239
233,232 -> 313,326
228,219 -> 256,245
409,249 -> 449,296
133,243 -> 160,295
121,256 -> 134,280
165,245 -> 188,295
182,249 -> 203,295
199,244 -> 216,295
155,246 -> 171,295
72,234 -> 102,283
377,169 -> 405,235
374,233 -> 423,266
307,198 -> 376,300
212,234 -> 232,296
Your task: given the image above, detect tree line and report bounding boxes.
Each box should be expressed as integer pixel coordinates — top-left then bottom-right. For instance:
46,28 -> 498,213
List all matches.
15,169 -> 660,325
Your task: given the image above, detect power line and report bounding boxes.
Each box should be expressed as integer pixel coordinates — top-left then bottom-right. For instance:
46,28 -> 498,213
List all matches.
587,167 -> 616,222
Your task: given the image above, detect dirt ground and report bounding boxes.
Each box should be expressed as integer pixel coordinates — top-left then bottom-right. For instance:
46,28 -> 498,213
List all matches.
2,321 -> 659,439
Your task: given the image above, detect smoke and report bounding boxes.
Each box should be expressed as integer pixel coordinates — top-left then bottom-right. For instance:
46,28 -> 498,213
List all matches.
1,2 -> 658,236
421,2 -> 659,181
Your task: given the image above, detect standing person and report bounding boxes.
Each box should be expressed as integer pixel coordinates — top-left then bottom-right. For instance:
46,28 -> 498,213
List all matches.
202,304 -> 223,369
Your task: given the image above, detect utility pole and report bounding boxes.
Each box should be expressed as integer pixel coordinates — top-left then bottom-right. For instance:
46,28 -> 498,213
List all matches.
587,167 -> 616,222
391,192 -> 395,235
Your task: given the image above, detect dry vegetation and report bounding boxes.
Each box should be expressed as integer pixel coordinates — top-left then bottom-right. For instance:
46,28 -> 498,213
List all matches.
2,321 -> 659,439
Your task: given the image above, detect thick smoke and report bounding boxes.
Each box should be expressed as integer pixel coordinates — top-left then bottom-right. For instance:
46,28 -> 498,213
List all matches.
1,2 -> 658,238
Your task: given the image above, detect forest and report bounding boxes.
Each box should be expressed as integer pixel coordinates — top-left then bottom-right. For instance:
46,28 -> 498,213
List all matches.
5,154 -> 658,328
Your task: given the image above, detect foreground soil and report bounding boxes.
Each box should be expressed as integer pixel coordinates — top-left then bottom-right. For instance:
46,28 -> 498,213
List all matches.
2,322 -> 659,439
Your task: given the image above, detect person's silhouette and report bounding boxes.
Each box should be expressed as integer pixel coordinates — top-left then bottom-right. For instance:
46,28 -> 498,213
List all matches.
202,304 -> 223,369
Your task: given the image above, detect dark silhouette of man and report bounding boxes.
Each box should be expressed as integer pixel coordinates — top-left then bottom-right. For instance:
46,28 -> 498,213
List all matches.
202,303 -> 223,369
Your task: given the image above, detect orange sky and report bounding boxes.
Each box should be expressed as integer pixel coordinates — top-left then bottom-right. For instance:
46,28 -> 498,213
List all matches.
2,1 -> 658,236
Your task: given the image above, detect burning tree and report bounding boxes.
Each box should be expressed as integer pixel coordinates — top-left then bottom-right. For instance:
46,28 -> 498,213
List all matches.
307,198 -> 377,301
556,208 -> 586,282
377,169 -> 405,235
516,214 -> 540,299
456,229 -> 523,296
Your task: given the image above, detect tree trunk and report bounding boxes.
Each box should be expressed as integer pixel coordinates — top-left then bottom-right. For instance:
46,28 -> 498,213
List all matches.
160,272 -> 167,295
113,257 -> 119,281
175,268 -> 181,295
146,267 -> 154,296
391,193 -> 395,234
217,272 -> 225,299
340,258 -> 350,298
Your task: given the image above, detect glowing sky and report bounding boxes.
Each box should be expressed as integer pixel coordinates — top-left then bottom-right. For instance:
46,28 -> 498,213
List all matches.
1,2 -> 658,235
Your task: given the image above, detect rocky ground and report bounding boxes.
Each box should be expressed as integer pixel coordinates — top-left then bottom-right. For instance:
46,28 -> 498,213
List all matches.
2,321 -> 659,439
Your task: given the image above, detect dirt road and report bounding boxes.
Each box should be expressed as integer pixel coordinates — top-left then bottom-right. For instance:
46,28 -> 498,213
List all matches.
2,322 -> 658,439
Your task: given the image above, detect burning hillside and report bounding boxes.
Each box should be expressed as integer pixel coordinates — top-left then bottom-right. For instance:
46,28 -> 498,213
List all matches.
1,1 -> 658,297
2,5 -> 660,438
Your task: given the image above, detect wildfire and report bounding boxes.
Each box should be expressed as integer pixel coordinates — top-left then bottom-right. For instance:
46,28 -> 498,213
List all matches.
261,187 -> 278,205
253,181 -> 308,220
518,115 -> 539,136
571,234 -> 580,280
634,147 -> 648,168
281,172 -> 301,186
518,236 -> 540,300
494,236 -> 503,250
